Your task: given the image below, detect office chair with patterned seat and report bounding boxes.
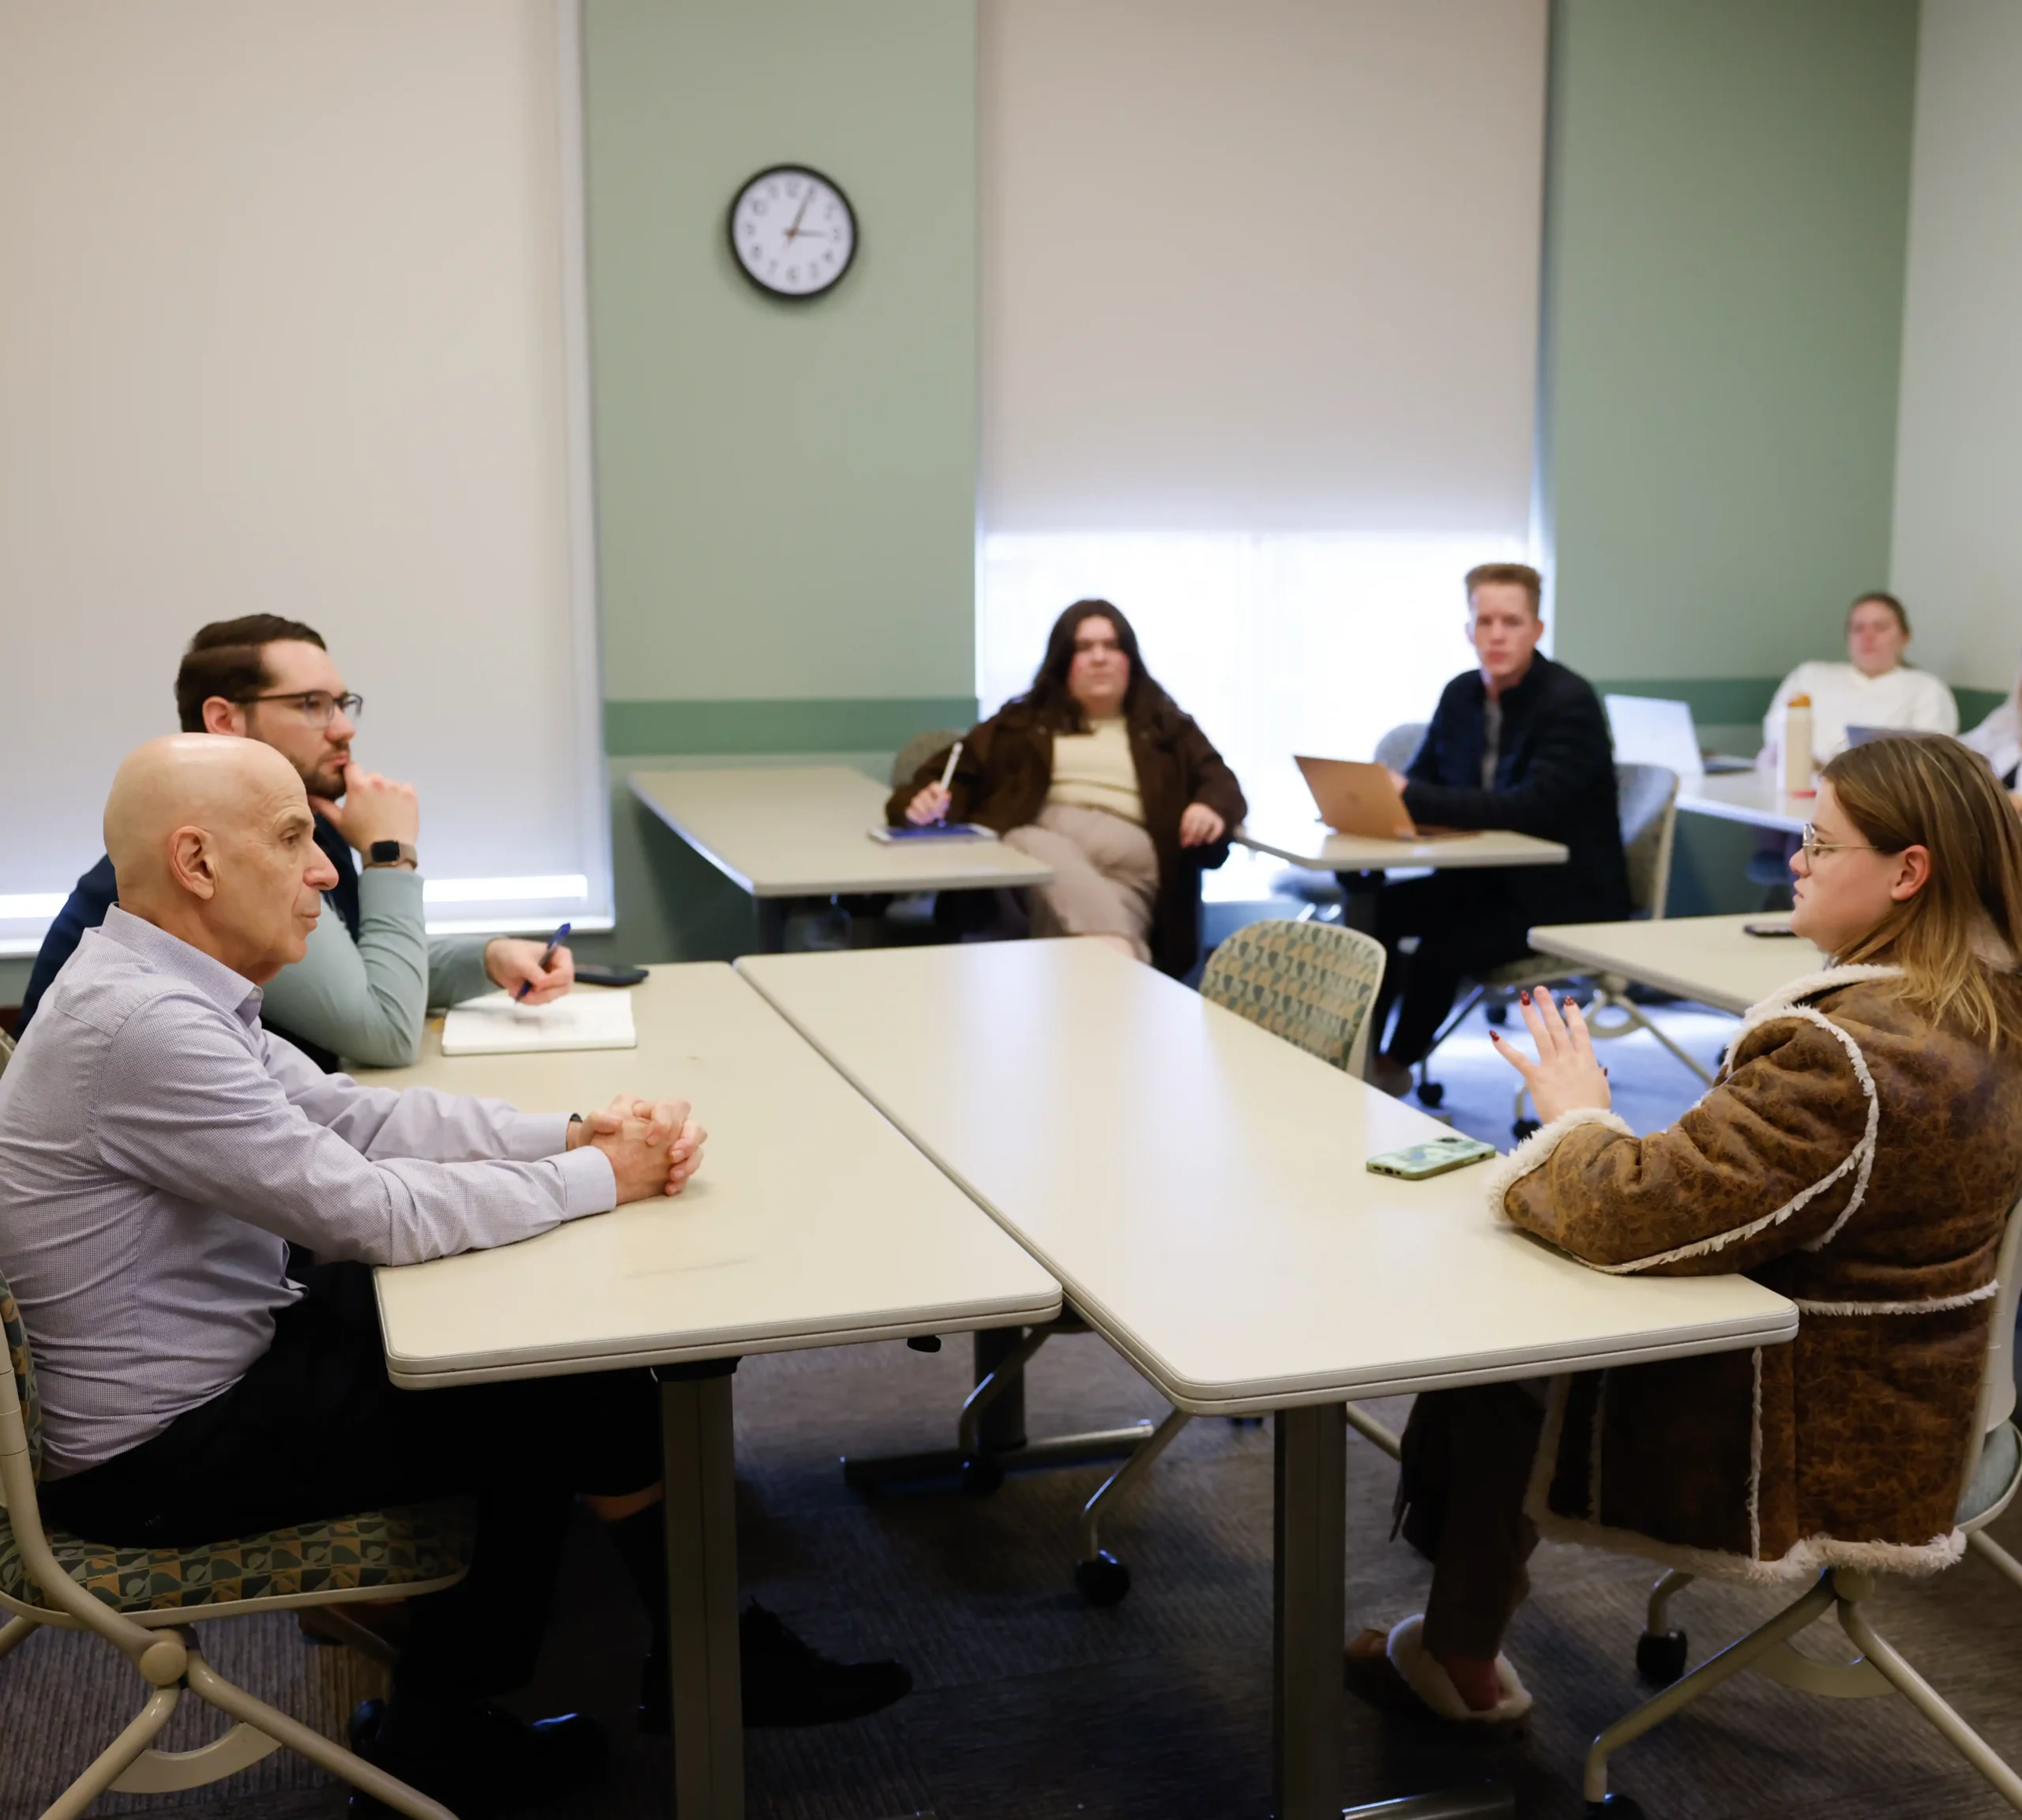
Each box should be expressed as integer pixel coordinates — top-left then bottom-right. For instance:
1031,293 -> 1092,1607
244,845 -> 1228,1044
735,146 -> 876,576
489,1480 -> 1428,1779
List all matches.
1585,1196 -> 2022,1818
1071,919 -> 1404,1603
0,1267 -> 475,1820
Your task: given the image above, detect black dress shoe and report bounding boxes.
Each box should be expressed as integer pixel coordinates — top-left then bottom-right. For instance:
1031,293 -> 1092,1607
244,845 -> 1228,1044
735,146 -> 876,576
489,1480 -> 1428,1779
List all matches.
347,1696 -> 606,1817
637,1601 -> 912,1732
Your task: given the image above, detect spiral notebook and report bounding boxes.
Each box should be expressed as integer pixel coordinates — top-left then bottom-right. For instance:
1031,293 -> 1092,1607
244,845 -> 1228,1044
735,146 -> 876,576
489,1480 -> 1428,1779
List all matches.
441,989 -> 637,1056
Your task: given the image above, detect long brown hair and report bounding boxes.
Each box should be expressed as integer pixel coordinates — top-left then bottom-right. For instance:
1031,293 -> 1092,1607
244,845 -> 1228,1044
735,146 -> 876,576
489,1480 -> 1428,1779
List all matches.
1016,600 -> 1166,731
1824,735 -> 2022,1044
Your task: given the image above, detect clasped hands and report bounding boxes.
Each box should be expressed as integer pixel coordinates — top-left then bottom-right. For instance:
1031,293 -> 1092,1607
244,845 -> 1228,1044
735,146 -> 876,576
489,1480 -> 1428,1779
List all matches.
1490,988 -> 1611,1124
566,1092 -> 708,1202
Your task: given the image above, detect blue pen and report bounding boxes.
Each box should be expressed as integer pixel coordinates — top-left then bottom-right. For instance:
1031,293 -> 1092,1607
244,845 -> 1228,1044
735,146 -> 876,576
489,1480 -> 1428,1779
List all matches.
517,922 -> 572,1000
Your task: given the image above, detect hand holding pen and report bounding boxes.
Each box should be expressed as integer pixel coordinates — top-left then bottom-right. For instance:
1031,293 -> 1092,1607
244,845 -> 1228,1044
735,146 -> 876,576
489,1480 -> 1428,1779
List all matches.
486,921 -> 573,1002
904,739 -> 964,825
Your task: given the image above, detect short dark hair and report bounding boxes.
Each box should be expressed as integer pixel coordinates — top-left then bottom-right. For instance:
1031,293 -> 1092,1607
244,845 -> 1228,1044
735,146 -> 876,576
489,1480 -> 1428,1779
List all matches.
1848,590 -> 1910,637
1464,562 -> 1543,618
1017,599 -> 1164,731
174,615 -> 326,732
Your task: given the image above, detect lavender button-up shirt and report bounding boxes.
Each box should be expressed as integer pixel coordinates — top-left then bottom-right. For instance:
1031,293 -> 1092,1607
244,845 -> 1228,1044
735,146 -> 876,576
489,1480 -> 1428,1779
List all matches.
0,907 -> 617,1479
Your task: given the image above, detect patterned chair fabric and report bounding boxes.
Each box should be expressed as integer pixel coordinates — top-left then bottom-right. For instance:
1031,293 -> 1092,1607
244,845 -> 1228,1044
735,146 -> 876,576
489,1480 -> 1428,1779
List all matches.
0,1273 -> 40,1483
0,1498 -> 475,1615
1201,919 -> 1385,1074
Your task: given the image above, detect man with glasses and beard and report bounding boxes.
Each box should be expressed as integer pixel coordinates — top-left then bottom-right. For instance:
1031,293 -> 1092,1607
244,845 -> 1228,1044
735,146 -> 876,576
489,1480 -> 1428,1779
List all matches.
18,615 -> 573,1068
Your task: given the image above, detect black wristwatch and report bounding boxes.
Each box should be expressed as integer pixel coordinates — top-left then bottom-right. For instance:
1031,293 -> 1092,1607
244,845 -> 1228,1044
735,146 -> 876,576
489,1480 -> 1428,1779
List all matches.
365,840 -> 418,869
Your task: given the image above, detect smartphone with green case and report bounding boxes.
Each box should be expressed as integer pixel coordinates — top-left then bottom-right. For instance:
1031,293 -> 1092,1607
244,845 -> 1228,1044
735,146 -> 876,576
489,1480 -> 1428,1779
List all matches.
1366,1134 -> 1499,1180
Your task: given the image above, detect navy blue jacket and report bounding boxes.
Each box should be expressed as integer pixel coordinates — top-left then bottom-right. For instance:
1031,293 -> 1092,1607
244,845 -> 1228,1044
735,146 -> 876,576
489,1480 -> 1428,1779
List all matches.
1403,655 -> 1631,929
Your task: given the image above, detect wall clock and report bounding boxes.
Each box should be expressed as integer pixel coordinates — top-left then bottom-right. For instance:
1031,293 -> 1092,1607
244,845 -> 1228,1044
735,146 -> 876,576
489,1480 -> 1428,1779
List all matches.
727,165 -> 857,299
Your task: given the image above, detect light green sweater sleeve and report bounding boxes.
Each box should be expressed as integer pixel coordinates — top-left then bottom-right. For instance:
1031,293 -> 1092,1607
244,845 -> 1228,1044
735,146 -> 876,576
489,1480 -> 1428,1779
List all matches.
259,867 -> 430,1066
255,868 -> 493,1066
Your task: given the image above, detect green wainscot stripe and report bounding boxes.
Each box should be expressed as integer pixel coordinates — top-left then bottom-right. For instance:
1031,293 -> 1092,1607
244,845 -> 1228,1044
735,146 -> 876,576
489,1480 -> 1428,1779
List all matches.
1592,678 -> 1780,724
605,697 -> 979,757
1595,677 -> 2005,731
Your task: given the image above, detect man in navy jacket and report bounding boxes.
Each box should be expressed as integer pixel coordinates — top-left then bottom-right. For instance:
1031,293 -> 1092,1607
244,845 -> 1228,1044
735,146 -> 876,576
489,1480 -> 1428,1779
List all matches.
1367,564 -> 1629,1095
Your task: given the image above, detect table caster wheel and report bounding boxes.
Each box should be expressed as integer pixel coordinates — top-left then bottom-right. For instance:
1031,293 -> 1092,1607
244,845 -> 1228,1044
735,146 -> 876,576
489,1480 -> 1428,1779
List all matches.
1636,1627 -> 1688,1686
1587,1796 -> 1647,1818
1227,1414 -> 1264,1427
1513,1118 -> 1540,1141
1485,1002 -> 1509,1026
960,1455 -> 1005,1496
1074,1551 -> 1131,1605
1417,1080 -> 1445,1107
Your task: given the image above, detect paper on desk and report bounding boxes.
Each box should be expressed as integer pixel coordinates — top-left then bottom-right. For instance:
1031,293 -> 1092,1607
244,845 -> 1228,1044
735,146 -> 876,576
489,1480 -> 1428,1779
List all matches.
441,989 -> 637,1055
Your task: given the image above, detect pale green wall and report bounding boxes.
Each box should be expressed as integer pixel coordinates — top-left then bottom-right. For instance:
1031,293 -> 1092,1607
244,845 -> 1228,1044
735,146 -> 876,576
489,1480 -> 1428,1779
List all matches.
1543,0 -> 1920,696
1540,0 -> 1922,915
583,0 -> 978,755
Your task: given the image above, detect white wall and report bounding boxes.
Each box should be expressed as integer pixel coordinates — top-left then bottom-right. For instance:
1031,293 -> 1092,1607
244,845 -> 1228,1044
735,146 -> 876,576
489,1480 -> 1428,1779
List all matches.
0,0 -> 608,951
1891,0 -> 2022,691
979,0 -> 1549,536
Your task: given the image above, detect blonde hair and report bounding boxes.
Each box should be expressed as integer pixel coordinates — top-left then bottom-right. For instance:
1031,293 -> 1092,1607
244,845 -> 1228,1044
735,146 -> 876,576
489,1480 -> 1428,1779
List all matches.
1824,735 -> 2022,1046
1464,562 -> 1542,618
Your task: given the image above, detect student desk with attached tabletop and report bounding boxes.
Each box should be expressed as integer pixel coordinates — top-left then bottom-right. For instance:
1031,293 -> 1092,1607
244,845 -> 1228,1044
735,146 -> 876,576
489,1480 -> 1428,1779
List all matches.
628,765 -> 1054,950
1528,912 -> 1828,1017
357,964 -> 1061,1820
735,938 -> 1797,1820
1674,769 -> 1812,837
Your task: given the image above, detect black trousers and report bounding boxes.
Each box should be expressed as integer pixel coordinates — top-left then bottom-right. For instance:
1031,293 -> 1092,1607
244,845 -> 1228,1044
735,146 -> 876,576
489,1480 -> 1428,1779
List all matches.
1369,873 -> 1535,1066
39,1262 -> 660,1705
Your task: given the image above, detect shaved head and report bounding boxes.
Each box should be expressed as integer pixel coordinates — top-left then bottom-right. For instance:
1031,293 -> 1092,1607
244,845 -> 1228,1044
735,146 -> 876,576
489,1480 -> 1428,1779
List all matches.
104,735 -> 337,982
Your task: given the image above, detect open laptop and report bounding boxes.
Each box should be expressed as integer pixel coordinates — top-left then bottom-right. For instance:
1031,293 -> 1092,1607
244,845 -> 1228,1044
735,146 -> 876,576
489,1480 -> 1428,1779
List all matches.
1603,694 -> 1753,778
1295,756 -> 1464,840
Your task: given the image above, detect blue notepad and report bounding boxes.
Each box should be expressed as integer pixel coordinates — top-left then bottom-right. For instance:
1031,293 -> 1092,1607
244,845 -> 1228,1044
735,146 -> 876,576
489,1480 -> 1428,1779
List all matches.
867,823 -> 996,843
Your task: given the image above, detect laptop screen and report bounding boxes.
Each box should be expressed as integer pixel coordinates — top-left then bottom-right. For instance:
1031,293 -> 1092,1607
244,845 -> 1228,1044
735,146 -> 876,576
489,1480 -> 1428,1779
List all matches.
1604,695 -> 1704,780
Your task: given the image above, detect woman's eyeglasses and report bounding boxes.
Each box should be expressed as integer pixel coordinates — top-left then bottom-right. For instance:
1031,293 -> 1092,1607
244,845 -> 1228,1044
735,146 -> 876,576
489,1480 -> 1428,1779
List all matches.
1798,822 -> 1877,858
237,690 -> 363,727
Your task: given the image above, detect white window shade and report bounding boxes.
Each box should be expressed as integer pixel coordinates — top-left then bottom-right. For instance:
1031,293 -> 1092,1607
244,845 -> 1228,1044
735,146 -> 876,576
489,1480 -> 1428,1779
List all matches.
979,0 -> 1549,536
0,0 -> 607,957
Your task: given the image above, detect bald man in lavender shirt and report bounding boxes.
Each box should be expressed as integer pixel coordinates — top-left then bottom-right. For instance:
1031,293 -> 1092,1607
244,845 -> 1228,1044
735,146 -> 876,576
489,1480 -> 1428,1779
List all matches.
0,736 -> 905,1818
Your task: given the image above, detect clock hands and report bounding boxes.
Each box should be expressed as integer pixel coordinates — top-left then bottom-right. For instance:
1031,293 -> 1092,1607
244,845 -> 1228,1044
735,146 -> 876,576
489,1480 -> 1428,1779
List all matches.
783,181 -> 817,243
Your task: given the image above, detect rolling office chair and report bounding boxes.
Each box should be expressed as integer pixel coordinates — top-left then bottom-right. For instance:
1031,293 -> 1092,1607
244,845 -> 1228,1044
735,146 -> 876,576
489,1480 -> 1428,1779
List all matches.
1070,919 -> 1406,1604
0,1267 -> 474,1820
1586,1197 -> 2022,1818
1414,763 -> 1693,1137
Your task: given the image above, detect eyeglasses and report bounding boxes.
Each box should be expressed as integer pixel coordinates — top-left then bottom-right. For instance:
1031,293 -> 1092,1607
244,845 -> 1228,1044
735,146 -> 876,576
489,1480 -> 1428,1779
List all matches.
1798,822 -> 1877,859
238,690 -> 363,727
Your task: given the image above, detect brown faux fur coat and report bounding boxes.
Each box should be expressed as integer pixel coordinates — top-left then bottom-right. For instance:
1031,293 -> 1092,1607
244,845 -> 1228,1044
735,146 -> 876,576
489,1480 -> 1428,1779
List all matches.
1484,965 -> 2022,1581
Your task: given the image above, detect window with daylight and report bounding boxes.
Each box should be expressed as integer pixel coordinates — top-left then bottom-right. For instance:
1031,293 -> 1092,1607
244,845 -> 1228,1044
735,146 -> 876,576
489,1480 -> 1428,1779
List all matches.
977,0 -> 1550,878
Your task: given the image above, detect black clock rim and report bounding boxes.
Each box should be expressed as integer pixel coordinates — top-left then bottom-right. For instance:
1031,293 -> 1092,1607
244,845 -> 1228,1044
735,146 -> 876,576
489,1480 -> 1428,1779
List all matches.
727,163 -> 858,301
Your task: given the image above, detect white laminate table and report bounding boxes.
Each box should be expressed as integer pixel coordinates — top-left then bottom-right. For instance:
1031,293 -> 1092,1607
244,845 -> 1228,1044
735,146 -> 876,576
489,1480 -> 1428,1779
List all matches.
1528,912 -> 1828,1017
736,939 -> 1797,1820
629,765 -> 1053,948
359,964 -> 1060,1819
1675,769 -> 1813,836
1235,814 -> 1567,874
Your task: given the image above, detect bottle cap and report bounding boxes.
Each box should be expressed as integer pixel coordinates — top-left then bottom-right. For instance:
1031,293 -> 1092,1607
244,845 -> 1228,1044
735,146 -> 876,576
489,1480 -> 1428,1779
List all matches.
1788,694 -> 1812,708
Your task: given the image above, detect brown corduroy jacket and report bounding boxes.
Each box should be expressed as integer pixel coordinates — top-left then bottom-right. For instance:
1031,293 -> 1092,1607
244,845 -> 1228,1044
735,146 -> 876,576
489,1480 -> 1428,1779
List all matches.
885,688 -> 1247,978
1483,967 -> 2022,1581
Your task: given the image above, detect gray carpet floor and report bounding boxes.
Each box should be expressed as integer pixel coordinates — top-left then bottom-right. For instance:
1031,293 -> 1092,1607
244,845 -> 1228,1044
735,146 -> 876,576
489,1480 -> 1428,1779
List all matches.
8,999 -> 2021,1820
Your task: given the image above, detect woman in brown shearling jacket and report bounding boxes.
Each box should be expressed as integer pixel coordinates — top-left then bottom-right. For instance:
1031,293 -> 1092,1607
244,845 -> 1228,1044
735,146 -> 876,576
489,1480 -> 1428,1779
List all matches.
888,600 -> 1246,978
1348,734 -> 2022,1726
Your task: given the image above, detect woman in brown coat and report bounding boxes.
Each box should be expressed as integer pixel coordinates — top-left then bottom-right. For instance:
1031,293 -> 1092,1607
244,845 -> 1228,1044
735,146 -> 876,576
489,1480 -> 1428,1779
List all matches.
889,600 -> 1246,977
1349,734 -> 2022,1724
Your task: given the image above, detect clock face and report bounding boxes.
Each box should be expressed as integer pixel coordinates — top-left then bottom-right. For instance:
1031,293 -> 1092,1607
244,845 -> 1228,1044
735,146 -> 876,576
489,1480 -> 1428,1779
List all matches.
727,166 -> 856,299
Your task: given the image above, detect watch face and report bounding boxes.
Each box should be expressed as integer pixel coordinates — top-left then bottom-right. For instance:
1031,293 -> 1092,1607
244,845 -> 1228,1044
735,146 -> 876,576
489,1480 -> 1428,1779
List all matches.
369,840 -> 401,863
728,166 -> 856,299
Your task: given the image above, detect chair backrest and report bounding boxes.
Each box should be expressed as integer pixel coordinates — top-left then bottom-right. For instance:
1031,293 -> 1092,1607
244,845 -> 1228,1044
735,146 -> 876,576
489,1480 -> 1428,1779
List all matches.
0,1263 -> 40,1487
1975,1194 -> 2022,1446
890,728 -> 966,791
1201,919 -> 1388,1077
1374,722 -> 1428,774
1615,761 -> 1679,921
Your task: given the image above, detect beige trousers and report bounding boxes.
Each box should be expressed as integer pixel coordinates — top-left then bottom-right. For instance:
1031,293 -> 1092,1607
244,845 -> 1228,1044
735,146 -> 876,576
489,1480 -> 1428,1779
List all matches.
1003,804 -> 1159,964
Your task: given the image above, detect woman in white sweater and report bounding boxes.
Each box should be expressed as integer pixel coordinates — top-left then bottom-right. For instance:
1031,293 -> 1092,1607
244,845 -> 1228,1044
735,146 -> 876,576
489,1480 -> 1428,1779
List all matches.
1762,591 -> 1957,765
